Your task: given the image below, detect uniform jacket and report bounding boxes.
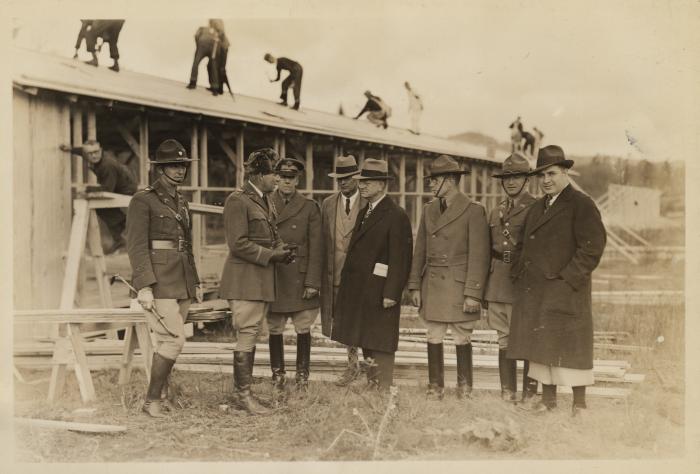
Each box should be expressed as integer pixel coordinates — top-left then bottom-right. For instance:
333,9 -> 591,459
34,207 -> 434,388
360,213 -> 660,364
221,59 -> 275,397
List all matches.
408,192 -> 490,323
332,196 -> 413,353
319,192 -> 367,337
126,178 -> 199,299
219,182 -> 280,302
507,185 -> 606,369
269,190 -> 322,313
483,192 -> 536,304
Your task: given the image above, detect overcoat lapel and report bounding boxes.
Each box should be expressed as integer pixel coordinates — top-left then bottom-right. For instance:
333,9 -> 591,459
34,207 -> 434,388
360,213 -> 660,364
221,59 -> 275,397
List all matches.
426,193 -> 470,234
528,185 -> 574,234
274,190 -> 305,224
243,182 -> 270,216
348,197 -> 391,249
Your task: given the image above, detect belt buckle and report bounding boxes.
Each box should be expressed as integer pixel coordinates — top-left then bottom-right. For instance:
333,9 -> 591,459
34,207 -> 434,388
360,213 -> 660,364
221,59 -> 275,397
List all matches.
502,250 -> 512,264
177,239 -> 185,252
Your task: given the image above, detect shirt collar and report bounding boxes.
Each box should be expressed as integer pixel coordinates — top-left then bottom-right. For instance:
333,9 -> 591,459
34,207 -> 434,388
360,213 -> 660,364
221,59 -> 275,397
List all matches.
547,184 -> 569,205
247,180 -> 264,198
369,193 -> 386,208
342,189 -> 360,208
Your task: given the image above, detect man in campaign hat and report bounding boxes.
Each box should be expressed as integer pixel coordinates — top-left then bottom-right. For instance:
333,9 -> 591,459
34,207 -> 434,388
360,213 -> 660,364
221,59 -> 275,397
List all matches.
320,155 -> 368,386
126,139 -> 203,417
219,148 -> 294,415
484,153 -> 537,402
266,158 -> 322,395
408,155 -> 490,400
332,159 -> 413,390
508,145 -> 606,415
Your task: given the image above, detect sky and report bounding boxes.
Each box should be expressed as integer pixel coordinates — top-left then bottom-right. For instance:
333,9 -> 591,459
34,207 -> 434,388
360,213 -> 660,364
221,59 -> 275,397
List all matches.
7,0 -> 700,162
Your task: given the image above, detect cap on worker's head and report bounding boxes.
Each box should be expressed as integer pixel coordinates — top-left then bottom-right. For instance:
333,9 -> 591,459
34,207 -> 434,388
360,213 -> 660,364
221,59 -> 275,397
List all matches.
264,53 -> 274,62
425,155 -> 470,178
531,145 -> 574,174
364,90 -> 372,97
275,157 -> 305,177
150,139 -> 197,166
328,155 -> 360,178
246,147 -> 278,175
352,158 -> 393,181
492,153 -> 531,178
81,139 -> 102,153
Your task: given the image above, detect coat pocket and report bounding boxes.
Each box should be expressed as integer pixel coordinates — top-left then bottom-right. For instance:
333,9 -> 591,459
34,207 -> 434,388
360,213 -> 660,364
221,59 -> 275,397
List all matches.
451,267 -> 467,283
150,250 -> 168,265
542,278 -> 578,317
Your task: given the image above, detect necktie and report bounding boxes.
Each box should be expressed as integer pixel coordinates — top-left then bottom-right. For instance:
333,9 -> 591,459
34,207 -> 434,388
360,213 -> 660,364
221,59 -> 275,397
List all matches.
439,198 -> 447,214
345,197 -> 351,216
506,198 -> 514,214
544,196 -> 552,213
361,202 -> 373,226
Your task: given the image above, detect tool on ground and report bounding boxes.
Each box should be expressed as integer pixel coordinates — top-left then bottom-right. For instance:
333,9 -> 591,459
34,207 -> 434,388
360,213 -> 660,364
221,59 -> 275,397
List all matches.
110,273 -> 178,337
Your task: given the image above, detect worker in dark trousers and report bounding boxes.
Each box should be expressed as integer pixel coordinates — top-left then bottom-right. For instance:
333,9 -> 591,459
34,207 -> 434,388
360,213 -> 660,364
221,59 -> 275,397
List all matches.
60,140 -> 137,254
265,53 -> 303,110
186,20 -> 229,96
354,91 -> 391,129
73,20 -> 92,59
82,20 -> 125,72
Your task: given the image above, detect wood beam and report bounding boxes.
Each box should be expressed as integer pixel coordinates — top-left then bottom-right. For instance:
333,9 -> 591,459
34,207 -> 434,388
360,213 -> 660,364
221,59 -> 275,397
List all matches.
138,115 -> 149,186
305,142 -> 314,193
115,123 -> 142,159
236,130 -> 245,187
216,135 -> 238,168
86,108 -> 97,184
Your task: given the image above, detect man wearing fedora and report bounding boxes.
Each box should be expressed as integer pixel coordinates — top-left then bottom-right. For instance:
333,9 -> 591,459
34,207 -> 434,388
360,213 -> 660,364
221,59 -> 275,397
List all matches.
267,158 -> 322,394
332,159 -> 413,390
484,153 -> 538,403
126,139 -> 204,417
219,148 -> 294,415
408,155 -> 490,400
508,145 -> 606,415
320,155 -> 368,386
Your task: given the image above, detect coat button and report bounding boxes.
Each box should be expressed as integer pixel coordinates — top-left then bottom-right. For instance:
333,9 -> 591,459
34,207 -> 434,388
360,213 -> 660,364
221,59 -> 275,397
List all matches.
505,222 -> 510,227
503,241 -> 508,246
292,225 -> 297,229
530,235 -> 535,239
432,235 -> 437,238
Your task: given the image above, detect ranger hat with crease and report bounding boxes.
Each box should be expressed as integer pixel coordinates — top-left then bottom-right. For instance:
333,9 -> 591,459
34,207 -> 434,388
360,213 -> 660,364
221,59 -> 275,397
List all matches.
150,139 -> 198,165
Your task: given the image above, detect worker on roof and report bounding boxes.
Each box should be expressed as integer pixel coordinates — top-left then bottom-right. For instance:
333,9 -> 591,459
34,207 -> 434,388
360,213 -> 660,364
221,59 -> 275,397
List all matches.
405,81 -> 423,135
265,53 -> 303,110
76,20 -> 125,72
187,19 -> 230,96
354,91 -> 392,129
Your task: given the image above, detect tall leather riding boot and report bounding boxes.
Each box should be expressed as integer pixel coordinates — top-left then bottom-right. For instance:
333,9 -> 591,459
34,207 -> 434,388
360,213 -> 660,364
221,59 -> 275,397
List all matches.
426,343 -> 445,400
295,332 -> 311,390
268,334 -> 286,390
456,344 -> 473,399
373,350 -> 396,391
521,360 -> 539,401
160,375 -> 176,411
498,349 -> 517,402
232,351 -> 269,415
143,353 -> 175,418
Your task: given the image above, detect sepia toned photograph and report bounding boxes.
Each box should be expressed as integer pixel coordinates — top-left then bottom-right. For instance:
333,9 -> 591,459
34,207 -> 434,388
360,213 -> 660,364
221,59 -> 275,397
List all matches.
4,0 -> 698,471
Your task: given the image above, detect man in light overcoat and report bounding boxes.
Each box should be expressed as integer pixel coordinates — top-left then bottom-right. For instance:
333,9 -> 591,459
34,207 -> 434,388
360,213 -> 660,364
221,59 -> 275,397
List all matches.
508,145 -> 606,415
408,155 -> 490,400
320,155 -> 367,386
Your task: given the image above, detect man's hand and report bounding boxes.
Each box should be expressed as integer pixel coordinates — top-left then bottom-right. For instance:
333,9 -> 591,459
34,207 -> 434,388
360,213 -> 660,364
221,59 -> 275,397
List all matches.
302,287 -> 319,300
137,287 -> 154,311
463,296 -> 481,313
59,144 -> 72,152
409,290 -> 421,307
195,285 -> 204,304
270,248 -> 293,263
383,298 -> 397,309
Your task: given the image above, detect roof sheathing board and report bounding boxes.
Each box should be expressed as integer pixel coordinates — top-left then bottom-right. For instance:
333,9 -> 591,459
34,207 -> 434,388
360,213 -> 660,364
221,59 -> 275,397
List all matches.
12,47 -> 495,162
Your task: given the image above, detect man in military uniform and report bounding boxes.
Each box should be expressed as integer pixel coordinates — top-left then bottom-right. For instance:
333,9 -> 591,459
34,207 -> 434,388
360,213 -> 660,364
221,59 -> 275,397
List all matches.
219,148 -> 294,415
409,155 -> 490,400
187,19 -> 230,96
60,140 -> 137,254
267,158 -> 322,393
320,155 -> 367,386
484,153 -> 537,402
126,139 -> 204,418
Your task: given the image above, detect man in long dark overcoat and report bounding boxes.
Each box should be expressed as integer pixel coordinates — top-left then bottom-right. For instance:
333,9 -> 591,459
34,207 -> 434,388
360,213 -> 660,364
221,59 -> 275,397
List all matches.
408,155 -> 490,400
332,159 -> 413,390
267,158 -> 322,392
508,145 -> 606,415
320,155 -> 367,386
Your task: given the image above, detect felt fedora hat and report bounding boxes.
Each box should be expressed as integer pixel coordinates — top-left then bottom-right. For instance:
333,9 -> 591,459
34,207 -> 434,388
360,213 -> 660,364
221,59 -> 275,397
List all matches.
492,153 -> 531,178
352,158 -> 393,180
531,145 -> 574,174
425,155 -> 470,178
328,155 -> 361,178
150,139 -> 198,165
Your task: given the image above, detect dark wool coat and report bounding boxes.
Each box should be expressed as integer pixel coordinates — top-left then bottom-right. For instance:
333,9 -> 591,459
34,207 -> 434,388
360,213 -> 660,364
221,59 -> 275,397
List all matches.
269,190 -> 322,313
331,196 -> 413,353
507,185 -> 606,369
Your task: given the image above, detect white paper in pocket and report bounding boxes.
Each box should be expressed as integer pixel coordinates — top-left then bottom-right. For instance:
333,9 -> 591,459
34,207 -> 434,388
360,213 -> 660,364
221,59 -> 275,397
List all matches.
373,262 -> 388,278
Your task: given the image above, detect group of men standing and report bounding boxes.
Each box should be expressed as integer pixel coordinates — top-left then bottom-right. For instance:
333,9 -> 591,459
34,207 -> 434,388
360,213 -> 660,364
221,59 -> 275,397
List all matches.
126,139 -> 605,418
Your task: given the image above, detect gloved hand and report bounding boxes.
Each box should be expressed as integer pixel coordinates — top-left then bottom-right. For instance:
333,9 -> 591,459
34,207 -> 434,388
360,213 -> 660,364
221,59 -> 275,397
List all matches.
463,296 -> 481,314
270,248 -> 293,264
137,287 -> 155,311
302,287 -> 318,300
409,290 -> 421,307
382,298 -> 397,309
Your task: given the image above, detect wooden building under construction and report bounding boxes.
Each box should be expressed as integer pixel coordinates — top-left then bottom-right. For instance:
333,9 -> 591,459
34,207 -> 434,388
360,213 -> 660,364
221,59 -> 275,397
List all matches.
13,47 -> 510,315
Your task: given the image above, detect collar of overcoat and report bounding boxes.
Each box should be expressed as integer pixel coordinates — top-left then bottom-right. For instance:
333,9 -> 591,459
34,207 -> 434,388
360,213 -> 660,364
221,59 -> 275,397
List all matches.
349,195 -> 392,248
527,184 -> 575,234
425,192 -> 471,234
273,190 -> 306,224
152,178 -> 180,211
505,192 -> 537,220
242,181 -> 270,214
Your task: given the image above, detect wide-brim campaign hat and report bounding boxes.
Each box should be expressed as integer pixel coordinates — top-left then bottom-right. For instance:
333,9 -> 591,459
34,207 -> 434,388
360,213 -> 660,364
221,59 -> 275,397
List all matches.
275,157 -> 305,177
328,155 -> 360,178
531,145 -> 574,174
425,154 -> 470,178
352,158 -> 394,180
150,139 -> 198,165
492,152 -> 531,178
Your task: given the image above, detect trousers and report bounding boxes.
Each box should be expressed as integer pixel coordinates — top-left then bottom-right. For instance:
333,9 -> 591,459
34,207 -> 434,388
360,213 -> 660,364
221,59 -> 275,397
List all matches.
148,298 -> 192,360
229,299 -> 269,352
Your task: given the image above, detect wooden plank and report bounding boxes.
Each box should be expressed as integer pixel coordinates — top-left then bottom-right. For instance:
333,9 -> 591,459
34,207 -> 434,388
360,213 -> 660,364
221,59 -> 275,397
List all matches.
86,107 -> 97,184
399,154 -> 406,208
115,122 -> 142,159
87,210 -> 113,309
305,142 -> 314,192
58,199 -> 90,309
236,130 -> 245,188
134,322 -> 154,381
47,338 -> 71,401
14,418 -> 126,433
139,114 -> 149,186
215,134 -> 238,168
118,326 -> 137,385
68,323 -> 97,402
71,106 -> 84,184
